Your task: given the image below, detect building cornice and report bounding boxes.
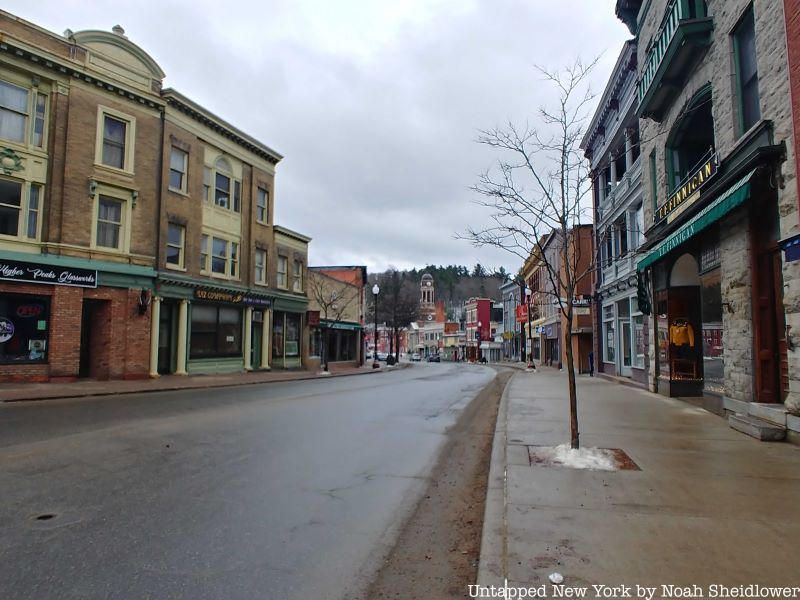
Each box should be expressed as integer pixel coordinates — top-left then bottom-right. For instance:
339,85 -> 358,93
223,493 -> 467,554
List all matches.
0,34 -> 165,109
581,40 -> 638,154
274,224 -> 312,244
162,88 -> 282,165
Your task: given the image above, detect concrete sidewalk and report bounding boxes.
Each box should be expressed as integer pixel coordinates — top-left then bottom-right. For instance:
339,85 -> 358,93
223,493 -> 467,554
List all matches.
0,362 -> 406,403
479,368 -> 800,591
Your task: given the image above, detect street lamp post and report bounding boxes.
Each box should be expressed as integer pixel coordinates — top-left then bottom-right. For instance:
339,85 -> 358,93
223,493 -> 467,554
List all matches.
372,283 -> 380,369
525,286 -> 535,371
477,320 -> 482,363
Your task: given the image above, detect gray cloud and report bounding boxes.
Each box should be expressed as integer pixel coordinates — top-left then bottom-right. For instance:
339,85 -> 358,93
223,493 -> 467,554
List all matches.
6,0 -> 630,274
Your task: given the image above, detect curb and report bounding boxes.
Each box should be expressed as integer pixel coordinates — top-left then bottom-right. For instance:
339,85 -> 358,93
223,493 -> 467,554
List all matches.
2,362 -> 412,404
476,368 -> 515,586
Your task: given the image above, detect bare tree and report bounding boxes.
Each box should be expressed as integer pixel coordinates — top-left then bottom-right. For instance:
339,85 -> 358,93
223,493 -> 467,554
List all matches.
375,268 -> 419,362
307,271 -> 360,372
461,59 -> 601,449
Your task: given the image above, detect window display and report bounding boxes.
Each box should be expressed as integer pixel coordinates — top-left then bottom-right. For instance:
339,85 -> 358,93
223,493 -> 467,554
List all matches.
190,304 -> 242,358
701,268 -> 724,393
0,294 -> 49,363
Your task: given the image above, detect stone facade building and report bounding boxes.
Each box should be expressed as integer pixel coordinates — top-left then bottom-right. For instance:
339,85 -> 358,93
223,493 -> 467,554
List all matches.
614,0 -> 799,421
583,40 -> 649,386
0,10 -> 310,381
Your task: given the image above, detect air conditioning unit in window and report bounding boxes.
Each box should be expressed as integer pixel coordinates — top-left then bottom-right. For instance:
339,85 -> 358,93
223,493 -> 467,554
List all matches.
29,339 -> 46,351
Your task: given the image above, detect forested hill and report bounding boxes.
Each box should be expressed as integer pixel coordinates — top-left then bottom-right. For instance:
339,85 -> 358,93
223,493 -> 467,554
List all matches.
370,264 -> 512,307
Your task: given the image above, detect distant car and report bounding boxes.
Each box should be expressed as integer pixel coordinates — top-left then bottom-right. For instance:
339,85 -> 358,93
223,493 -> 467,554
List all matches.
411,353 -> 422,361
427,354 -> 440,362
376,352 -> 388,361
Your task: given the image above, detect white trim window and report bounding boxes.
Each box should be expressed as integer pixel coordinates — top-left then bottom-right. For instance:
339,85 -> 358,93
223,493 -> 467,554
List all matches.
292,259 -> 303,292
0,80 -> 28,144
0,79 -> 47,148
277,255 -> 288,289
169,147 -> 188,193
254,248 -> 267,285
95,196 -> 124,250
95,107 -> 135,173
211,157 -> 241,213
211,237 -> 227,274
203,167 -> 212,204
200,234 -> 209,272
256,187 -> 268,223
166,223 -> 185,269
0,178 -> 22,238
205,233 -> 241,279
26,184 -> 41,239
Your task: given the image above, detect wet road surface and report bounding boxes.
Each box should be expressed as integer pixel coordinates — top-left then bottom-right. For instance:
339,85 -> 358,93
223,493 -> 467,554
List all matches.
0,362 -> 495,600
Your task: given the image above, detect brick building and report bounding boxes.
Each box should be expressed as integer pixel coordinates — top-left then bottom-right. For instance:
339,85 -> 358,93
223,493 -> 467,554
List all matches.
0,15 -> 161,381
307,266 -> 367,370
0,10 -> 310,381
614,0 -> 799,418
521,227 -> 594,372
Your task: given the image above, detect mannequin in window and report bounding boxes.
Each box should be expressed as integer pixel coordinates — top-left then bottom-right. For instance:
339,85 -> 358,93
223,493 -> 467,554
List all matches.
669,318 -> 695,347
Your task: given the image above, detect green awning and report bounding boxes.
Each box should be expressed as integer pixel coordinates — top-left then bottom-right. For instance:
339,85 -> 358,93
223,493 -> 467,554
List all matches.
637,169 -> 756,271
320,320 -> 362,331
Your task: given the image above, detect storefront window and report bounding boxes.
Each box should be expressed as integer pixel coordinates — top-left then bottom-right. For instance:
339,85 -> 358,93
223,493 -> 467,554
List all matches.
0,294 -> 49,363
603,304 -> 615,362
310,328 -> 322,358
286,313 -> 300,357
700,268 -> 724,394
656,291 -> 670,378
272,313 -> 284,358
633,315 -> 645,368
190,304 -> 242,358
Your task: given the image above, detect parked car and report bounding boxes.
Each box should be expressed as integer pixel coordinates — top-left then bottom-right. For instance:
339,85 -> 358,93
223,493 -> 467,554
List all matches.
410,353 -> 422,361
376,352 -> 388,361
426,354 -> 440,362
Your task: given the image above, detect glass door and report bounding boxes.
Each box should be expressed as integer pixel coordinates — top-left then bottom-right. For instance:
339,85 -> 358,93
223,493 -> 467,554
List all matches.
620,320 -> 632,377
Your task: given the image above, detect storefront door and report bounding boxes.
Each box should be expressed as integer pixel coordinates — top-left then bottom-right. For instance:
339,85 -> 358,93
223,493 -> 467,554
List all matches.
751,203 -> 786,404
252,321 -> 262,368
620,320 -> 632,377
158,301 -> 176,375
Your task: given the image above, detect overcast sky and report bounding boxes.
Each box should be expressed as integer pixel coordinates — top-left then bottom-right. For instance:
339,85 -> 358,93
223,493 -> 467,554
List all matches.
6,0 -> 630,274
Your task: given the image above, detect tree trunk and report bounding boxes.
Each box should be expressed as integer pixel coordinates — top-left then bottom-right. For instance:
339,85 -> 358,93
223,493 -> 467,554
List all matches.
564,307 -> 579,449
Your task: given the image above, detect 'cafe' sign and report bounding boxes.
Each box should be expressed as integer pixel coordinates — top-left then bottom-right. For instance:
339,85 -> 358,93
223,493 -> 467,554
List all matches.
654,154 -> 718,225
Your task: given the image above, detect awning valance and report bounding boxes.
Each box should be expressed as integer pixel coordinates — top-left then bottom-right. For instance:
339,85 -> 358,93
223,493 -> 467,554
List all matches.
319,320 -> 362,331
637,169 -> 755,271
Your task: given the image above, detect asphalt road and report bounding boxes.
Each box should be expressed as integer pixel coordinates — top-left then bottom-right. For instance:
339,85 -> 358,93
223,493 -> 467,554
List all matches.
0,362 -> 495,600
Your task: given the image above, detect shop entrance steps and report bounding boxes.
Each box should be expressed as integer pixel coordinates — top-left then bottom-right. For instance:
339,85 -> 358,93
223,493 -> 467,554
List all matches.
728,413 -> 786,441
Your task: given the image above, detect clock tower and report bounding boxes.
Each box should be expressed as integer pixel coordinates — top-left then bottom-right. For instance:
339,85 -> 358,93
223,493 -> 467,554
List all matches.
419,273 -> 435,322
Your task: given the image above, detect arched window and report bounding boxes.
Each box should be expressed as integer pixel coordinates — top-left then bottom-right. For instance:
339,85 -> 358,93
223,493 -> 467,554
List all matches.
203,156 -> 241,212
665,85 -> 714,192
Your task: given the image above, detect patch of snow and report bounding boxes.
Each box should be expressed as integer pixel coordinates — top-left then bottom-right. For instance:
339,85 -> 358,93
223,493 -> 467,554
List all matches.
539,444 -> 617,471
549,572 -> 564,584
317,371 -> 332,376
